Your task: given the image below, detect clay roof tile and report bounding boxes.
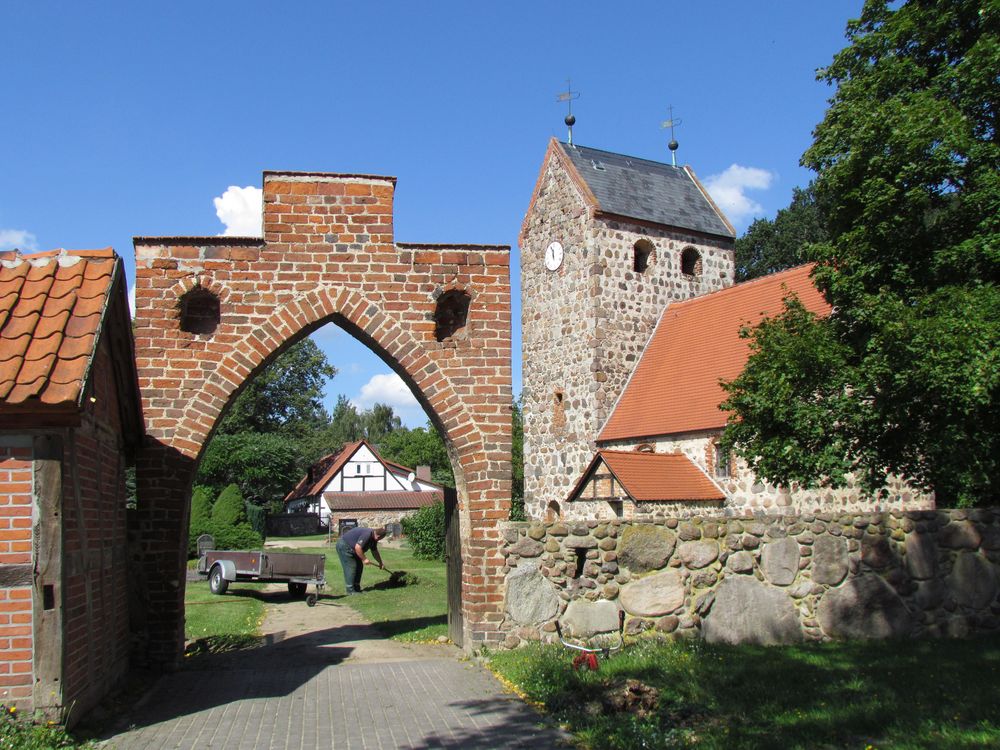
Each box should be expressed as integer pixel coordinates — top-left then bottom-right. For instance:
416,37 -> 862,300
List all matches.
0,249 -> 121,411
599,265 -> 831,442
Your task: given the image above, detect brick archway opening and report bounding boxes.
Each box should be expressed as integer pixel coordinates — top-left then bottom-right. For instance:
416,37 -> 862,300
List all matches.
131,170 -> 511,667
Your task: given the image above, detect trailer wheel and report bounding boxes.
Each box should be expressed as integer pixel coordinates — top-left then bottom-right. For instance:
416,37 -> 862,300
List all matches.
209,564 -> 229,595
306,593 -> 317,607
288,582 -> 307,598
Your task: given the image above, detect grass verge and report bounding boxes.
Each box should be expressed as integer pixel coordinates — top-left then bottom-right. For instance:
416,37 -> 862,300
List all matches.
0,706 -> 96,749
486,634 -> 1000,750
183,580 -> 266,654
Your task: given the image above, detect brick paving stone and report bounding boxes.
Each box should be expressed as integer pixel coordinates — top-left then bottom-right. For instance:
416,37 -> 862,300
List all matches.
100,658 -> 568,750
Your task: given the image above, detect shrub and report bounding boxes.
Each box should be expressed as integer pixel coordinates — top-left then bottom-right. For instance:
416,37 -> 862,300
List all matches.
401,501 -> 445,560
244,502 -> 267,538
188,485 -> 215,556
212,484 -> 246,526
205,520 -> 263,551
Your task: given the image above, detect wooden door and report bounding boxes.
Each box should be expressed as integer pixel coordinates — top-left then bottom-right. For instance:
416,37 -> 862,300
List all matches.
444,487 -> 463,646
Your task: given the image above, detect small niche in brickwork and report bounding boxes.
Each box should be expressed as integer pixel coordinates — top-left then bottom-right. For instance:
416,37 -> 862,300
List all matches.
433,289 -> 471,342
572,548 -> 587,579
545,501 -> 561,522
633,239 -> 653,274
178,286 -> 221,335
681,247 -> 702,277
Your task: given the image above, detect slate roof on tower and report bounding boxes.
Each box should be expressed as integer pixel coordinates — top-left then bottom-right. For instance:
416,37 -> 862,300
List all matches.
599,264 -> 831,442
0,248 -> 143,439
556,142 -> 736,238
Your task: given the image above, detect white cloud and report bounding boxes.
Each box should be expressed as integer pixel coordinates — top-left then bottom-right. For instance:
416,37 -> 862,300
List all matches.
0,228 -> 38,252
128,284 -> 136,318
354,372 -> 420,412
213,185 -> 263,236
703,164 -> 776,226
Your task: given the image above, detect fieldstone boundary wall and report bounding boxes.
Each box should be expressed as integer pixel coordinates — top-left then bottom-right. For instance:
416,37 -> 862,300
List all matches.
499,509 -> 1000,647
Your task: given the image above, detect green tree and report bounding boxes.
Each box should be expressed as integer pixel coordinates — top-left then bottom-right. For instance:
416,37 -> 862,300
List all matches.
400,501 -> 446,560
327,395 -> 364,445
363,402 -> 402,445
197,432 -> 301,510
188,485 -> 215,554
510,397 -> 525,520
212,483 -> 247,526
378,422 -> 455,488
722,0 -> 999,506
218,338 -> 336,437
734,184 -> 828,281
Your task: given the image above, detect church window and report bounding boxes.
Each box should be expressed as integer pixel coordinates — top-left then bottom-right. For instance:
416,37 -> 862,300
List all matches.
634,443 -> 655,453
714,441 -> 732,478
681,247 -> 702,277
545,501 -> 560,522
633,239 -> 653,274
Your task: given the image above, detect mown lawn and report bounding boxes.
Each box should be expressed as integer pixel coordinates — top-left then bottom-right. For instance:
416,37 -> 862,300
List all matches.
267,543 -> 449,642
487,634 -> 1000,750
184,579 -> 266,653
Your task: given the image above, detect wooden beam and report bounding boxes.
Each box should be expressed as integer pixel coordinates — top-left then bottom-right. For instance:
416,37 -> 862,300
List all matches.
32,434 -> 64,718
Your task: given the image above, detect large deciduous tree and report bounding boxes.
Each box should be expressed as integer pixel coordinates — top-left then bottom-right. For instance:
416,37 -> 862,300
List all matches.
722,0 -> 999,506
734,184 -> 828,282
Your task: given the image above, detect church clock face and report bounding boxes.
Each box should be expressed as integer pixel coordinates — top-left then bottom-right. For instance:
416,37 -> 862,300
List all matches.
544,241 -> 564,271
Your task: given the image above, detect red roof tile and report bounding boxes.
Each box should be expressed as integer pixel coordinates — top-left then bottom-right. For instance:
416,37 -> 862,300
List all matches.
570,450 -> 725,502
0,248 -> 118,411
600,265 -> 831,442
322,491 -> 443,511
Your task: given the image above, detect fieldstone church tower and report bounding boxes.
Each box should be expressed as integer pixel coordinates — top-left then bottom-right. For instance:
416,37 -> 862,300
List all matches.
520,139 -> 736,519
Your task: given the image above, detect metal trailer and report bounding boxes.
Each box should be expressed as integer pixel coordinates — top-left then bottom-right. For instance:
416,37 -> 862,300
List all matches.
197,550 -> 327,606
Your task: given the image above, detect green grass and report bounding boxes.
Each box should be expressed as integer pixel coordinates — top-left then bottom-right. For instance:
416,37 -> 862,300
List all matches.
269,543 -> 449,642
0,707 -> 96,749
184,580 -> 266,652
267,533 -> 332,543
486,634 -> 1000,750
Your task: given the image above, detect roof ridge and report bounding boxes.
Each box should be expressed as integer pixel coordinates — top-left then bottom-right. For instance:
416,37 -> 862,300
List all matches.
559,141 -> 687,171
666,263 -> 817,312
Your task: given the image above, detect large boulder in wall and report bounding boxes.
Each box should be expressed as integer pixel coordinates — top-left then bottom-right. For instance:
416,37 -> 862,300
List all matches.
619,569 -> 685,617
702,576 -> 802,646
618,525 -> 676,573
561,599 -> 622,638
949,552 -> 998,609
817,574 -> 913,639
504,561 -> 560,625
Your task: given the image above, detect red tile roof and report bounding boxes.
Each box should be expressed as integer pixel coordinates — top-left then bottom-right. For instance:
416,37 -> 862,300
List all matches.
0,248 -> 123,411
322,491 -> 442,511
599,264 -> 831,442
569,450 -> 725,502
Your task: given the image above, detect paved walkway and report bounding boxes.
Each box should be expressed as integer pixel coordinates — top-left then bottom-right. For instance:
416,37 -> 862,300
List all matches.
99,587 -> 569,750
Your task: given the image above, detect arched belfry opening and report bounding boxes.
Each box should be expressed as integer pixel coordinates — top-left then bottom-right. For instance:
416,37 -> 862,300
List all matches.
131,171 -> 512,666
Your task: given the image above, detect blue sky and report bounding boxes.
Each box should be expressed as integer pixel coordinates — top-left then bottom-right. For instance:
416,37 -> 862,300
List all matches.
1,1 -> 862,427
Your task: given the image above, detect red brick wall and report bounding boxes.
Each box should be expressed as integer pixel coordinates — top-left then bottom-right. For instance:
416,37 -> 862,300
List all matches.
59,337 -> 130,717
133,171 -> 512,663
0,442 -> 33,706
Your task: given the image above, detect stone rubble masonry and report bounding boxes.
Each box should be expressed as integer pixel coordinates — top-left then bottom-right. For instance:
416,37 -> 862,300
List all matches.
133,170 -> 512,665
499,508 -> 1000,648
520,143 -> 735,520
579,431 -> 934,521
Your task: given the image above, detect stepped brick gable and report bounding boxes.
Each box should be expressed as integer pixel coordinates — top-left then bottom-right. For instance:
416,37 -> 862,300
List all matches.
132,171 -> 512,663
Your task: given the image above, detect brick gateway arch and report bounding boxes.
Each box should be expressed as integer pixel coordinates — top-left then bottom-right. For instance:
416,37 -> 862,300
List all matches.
131,171 -> 511,665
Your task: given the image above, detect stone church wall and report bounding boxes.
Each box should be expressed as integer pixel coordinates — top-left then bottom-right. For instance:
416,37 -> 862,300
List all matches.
520,144 -> 735,520
499,509 -> 1000,647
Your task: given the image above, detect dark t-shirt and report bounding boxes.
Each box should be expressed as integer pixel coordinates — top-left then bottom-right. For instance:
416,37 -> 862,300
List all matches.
341,526 -> 377,552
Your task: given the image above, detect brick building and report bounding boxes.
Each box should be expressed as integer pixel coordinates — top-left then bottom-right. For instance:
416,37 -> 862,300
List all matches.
0,248 -> 142,722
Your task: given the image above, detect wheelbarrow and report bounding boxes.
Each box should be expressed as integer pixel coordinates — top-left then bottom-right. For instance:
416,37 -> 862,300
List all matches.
554,609 -> 626,671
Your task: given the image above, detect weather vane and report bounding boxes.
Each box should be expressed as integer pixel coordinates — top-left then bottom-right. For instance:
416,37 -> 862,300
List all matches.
557,79 -> 580,146
661,105 -> 682,166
